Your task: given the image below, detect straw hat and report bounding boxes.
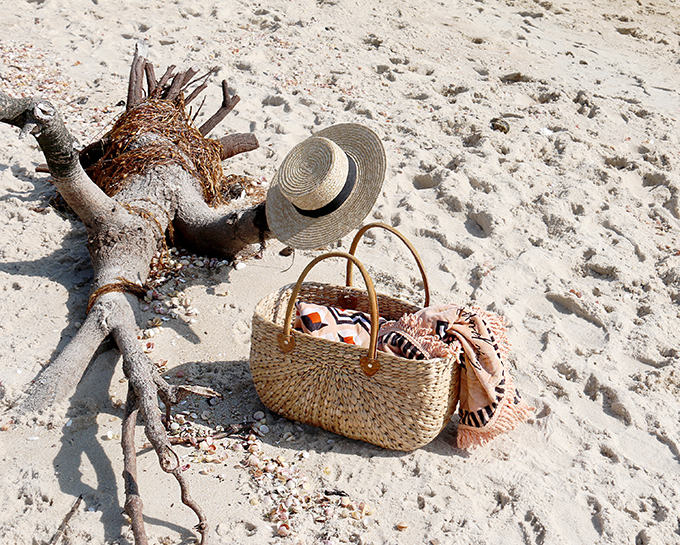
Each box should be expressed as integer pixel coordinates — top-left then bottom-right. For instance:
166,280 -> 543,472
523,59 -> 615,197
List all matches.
266,123 -> 386,250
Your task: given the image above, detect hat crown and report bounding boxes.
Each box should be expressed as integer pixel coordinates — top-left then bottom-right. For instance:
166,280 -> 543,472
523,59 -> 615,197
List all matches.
277,137 -> 349,212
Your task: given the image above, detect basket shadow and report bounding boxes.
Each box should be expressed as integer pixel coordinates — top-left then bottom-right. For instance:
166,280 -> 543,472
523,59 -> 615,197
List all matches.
161,358 -> 469,462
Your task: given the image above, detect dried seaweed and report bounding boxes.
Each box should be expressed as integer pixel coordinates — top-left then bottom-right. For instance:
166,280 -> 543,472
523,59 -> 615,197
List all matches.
86,96 -> 237,207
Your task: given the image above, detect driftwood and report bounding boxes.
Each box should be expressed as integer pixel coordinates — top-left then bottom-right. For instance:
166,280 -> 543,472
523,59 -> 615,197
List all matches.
0,43 -> 272,544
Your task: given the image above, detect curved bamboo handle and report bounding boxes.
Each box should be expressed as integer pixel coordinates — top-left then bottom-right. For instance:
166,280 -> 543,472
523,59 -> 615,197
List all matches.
278,251 -> 382,377
346,222 -> 430,308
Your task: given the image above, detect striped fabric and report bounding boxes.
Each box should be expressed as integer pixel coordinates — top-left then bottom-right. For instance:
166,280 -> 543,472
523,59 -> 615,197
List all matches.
379,304 -> 532,448
294,302 -> 385,346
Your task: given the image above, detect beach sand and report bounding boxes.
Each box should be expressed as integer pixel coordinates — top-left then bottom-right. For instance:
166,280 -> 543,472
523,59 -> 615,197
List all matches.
1,0 -> 679,543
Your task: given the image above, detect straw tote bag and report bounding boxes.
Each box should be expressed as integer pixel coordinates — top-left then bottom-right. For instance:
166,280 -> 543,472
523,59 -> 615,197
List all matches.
249,223 -> 461,451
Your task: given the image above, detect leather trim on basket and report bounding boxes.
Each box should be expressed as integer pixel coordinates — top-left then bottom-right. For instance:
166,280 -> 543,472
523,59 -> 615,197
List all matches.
360,356 -> 380,376
278,333 -> 295,353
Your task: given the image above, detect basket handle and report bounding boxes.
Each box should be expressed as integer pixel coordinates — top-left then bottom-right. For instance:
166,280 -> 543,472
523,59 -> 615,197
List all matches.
346,222 -> 430,308
278,251 -> 382,377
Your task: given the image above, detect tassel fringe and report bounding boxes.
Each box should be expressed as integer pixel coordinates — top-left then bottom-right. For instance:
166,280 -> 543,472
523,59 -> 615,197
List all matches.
457,377 -> 534,449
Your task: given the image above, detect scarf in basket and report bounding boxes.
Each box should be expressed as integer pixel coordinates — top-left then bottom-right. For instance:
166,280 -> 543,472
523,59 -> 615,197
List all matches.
294,302 -> 533,449
294,301 -> 386,346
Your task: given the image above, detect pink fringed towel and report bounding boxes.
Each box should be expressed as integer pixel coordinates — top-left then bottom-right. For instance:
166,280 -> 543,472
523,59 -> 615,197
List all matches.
296,302 -> 533,449
379,304 -> 533,449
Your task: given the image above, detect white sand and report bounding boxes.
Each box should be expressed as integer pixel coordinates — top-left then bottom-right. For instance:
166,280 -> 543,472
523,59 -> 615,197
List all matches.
1,0 -> 679,543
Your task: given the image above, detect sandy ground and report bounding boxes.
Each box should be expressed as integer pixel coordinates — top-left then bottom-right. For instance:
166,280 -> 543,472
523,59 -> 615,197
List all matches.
1,0 -> 680,543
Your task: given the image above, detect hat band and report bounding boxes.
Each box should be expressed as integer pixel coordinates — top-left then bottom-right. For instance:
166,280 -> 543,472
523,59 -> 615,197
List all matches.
293,154 -> 357,218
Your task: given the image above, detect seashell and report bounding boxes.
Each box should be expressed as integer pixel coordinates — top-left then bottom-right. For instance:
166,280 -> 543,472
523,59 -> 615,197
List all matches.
253,411 -> 265,421
201,411 -> 210,421
170,422 -> 180,431
250,497 -> 259,506
277,523 -> 290,537
363,516 -> 375,528
351,511 -> 361,520
258,424 -> 270,435
247,454 -> 261,468
490,117 -> 510,133
340,496 -> 351,507
234,262 -> 246,270
340,508 -> 350,518
396,521 -> 408,531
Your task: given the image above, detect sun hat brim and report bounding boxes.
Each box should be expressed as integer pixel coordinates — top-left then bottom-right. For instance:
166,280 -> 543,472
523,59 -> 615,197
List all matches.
266,123 -> 386,250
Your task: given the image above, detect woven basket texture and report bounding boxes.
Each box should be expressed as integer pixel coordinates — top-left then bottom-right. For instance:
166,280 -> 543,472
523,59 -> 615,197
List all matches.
250,281 -> 460,451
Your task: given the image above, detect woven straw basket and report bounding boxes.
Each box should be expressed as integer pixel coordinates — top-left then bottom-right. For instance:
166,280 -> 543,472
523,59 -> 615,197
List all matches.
249,223 -> 460,451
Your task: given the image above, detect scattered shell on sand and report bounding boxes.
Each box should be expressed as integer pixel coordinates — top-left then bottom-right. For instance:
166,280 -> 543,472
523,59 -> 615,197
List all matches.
490,117 -> 510,133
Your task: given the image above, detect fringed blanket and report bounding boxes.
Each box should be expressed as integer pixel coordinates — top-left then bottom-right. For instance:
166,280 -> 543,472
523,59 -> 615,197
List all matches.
295,302 -> 533,449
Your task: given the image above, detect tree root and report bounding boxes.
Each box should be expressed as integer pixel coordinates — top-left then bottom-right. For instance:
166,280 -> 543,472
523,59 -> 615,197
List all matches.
0,42 -> 272,544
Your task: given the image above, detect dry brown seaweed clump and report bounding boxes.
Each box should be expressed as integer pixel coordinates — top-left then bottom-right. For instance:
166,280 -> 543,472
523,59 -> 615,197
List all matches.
83,96 -> 234,207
